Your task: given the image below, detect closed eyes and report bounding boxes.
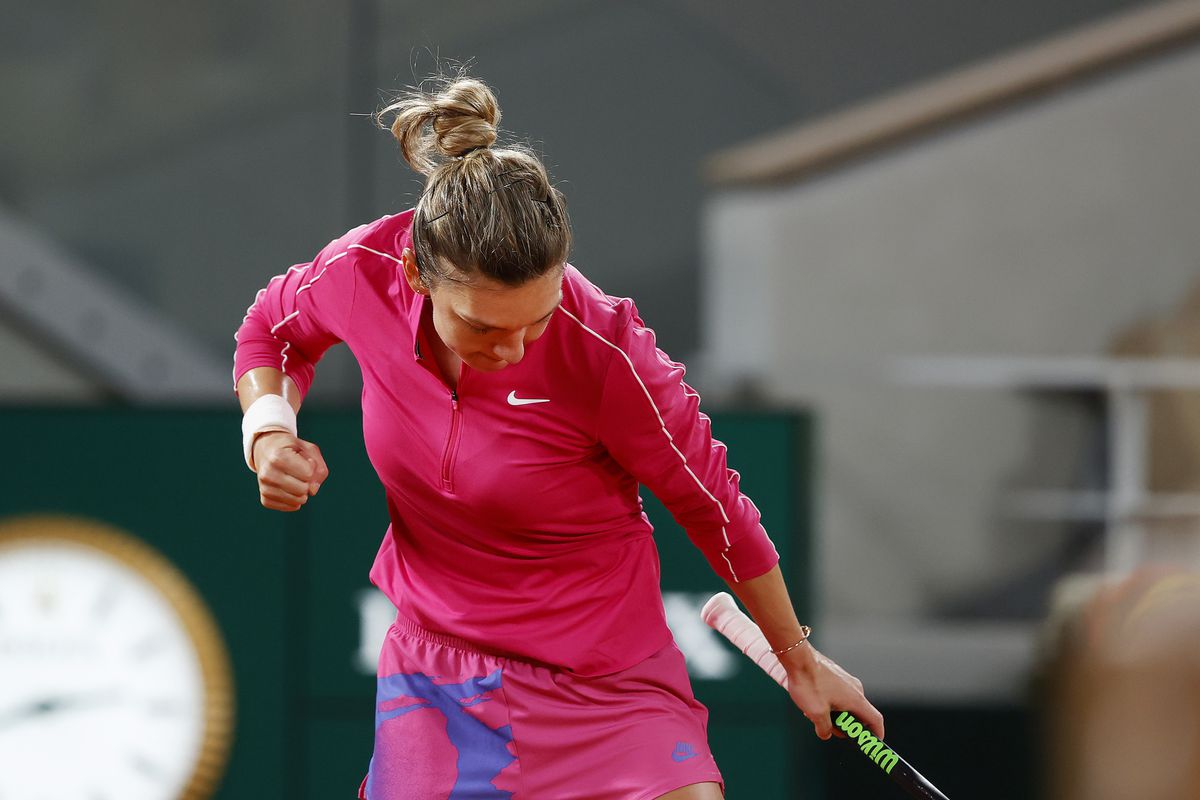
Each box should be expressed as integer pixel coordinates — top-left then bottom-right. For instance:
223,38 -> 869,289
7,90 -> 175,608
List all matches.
461,307 -> 558,335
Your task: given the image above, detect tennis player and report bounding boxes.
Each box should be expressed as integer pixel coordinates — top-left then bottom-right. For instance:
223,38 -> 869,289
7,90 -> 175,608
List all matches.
234,74 -> 883,799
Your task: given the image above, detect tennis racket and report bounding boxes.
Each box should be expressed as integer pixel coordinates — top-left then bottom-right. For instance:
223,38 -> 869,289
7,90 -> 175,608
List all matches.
701,592 -> 951,800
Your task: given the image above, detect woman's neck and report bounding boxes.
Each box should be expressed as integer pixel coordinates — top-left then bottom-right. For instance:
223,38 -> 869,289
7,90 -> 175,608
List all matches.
422,309 -> 462,390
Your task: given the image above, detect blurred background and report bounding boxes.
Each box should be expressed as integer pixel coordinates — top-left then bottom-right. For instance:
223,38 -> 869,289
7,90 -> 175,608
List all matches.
3,0 -> 1200,797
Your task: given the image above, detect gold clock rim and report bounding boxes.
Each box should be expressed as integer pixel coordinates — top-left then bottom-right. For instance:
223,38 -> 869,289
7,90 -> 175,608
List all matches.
0,514 -> 235,800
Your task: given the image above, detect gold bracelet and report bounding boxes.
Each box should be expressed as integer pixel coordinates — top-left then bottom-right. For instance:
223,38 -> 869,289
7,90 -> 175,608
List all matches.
770,625 -> 812,655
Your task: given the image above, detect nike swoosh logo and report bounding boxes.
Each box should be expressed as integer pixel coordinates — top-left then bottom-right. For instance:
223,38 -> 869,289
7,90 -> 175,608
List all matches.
671,745 -> 699,762
507,391 -> 550,406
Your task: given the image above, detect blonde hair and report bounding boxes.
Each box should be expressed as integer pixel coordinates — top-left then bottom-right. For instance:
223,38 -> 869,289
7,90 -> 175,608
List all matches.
376,74 -> 571,286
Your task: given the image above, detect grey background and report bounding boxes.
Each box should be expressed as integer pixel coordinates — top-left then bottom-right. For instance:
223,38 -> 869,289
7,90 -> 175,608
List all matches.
705,42 -> 1200,622
1,0 -> 1155,402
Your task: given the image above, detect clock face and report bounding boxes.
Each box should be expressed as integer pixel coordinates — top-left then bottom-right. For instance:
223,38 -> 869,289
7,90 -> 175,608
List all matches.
0,520 -> 230,800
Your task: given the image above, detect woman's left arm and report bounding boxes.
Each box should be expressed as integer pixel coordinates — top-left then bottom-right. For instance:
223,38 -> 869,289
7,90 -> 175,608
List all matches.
592,302 -> 883,740
729,564 -> 884,741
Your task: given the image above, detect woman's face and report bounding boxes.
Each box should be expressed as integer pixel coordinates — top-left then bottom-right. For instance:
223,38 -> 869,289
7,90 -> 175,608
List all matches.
402,249 -> 563,372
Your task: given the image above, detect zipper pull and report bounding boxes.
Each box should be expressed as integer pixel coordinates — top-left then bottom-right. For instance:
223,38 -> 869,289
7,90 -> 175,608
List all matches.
451,389 -> 459,406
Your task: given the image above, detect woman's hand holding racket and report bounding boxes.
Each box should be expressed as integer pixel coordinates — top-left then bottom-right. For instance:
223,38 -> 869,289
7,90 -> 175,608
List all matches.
700,591 -> 882,741
702,592 -> 951,800
252,432 -> 329,512
780,638 -> 884,742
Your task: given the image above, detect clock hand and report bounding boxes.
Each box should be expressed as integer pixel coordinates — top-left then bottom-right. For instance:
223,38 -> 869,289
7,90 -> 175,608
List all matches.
0,690 -> 123,731
44,689 -> 123,714
0,697 -> 60,731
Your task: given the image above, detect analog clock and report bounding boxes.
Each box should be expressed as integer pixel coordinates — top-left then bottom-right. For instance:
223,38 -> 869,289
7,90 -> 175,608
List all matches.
0,515 -> 233,800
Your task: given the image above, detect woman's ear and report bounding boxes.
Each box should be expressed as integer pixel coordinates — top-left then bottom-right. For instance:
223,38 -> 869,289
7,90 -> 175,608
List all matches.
400,249 -> 427,295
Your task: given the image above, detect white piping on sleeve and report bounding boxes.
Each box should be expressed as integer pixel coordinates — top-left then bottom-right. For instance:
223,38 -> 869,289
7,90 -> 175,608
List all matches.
349,243 -> 403,264
236,264 -> 306,338
240,288 -> 268,331
296,267 -> 328,296
232,286 -> 271,384
268,312 -> 301,376
721,551 -> 737,580
560,307 -> 739,581
270,310 -> 300,333
234,242 -> 401,387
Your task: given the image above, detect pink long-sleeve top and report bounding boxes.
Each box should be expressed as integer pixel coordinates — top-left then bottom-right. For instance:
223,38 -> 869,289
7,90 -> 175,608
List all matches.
234,210 -> 779,675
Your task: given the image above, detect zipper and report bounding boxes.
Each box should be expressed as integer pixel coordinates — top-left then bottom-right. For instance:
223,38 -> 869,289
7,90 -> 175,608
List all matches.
440,388 -> 462,492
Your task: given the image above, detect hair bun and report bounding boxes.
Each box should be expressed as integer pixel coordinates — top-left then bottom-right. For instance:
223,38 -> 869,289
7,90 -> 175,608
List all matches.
383,72 -> 572,287
378,76 -> 501,175
431,79 -> 500,158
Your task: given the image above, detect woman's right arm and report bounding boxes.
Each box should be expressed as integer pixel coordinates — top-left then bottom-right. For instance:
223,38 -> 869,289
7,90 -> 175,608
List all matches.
234,228 -> 364,510
237,367 -> 329,512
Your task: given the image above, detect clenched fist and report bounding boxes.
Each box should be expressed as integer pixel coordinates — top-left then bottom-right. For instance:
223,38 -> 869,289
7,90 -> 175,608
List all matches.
252,431 -> 330,511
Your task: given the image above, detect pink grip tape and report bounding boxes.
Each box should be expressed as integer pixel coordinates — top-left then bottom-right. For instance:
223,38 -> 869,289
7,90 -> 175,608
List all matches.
700,592 -> 790,689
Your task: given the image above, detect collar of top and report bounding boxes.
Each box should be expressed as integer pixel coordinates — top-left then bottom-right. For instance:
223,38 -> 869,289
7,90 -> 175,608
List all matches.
393,210 -> 430,362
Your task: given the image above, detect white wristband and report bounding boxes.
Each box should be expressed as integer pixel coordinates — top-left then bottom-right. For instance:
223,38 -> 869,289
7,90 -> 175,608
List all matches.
242,394 -> 298,472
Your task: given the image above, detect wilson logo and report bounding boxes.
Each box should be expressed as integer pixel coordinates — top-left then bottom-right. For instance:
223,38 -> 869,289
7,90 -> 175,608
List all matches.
834,712 -> 899,775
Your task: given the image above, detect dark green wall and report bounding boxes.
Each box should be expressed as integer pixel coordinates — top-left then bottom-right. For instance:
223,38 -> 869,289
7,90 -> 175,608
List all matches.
0,407 -> 815,798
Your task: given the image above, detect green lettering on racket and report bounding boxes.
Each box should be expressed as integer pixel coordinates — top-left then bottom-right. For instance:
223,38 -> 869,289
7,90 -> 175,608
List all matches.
835,711 -> 899,775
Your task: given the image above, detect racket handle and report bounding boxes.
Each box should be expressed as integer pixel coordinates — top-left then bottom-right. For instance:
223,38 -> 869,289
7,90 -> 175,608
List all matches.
701,592 -> 954,800
700,592 -> 790,687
